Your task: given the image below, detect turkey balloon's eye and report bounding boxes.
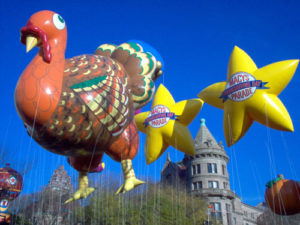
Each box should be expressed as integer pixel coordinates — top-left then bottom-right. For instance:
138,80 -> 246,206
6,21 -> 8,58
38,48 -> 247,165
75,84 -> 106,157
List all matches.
53,13 -> 65,30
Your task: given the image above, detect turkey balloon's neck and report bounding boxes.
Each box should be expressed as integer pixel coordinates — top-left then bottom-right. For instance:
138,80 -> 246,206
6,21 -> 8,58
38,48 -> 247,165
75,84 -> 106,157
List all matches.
15,38 -> 66,128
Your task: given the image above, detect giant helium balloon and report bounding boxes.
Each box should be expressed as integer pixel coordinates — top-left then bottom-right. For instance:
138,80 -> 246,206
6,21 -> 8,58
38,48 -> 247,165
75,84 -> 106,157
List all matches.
198,46 -> 299,147
0,164 -> 23,203
134,84 -> 203,164
15,10 -> 163,203
0,164 -> 23,224
265,174 -> 300,215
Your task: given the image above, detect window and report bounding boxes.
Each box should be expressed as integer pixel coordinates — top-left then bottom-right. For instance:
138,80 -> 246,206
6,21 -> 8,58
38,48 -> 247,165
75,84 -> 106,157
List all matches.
222,165 -> 226,175
192,181 -> 202,190
210,202 -> 222,220
197,164 -> 201,174
223,182 -> 228,189
208,163 -> 217,173
226,204 -> 231,212
192,164 -> 201,175
208,181 -> 219,189
192,165 -> 196,175
198,181 -> 202,189
251,213 -> 254,219
192,182 -> 197,190
165,174 -> 172,183
214,202 -> 221,211
233,217 -> 236,225
244,211 -> 248,217
226,204 -> 232,225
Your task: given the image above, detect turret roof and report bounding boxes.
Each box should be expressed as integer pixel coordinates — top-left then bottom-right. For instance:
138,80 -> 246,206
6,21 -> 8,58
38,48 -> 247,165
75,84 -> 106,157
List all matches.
194,118 -> 225,152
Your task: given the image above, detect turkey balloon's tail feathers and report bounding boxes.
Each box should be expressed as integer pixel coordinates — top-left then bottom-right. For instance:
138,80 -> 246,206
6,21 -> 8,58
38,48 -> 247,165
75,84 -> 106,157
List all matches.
94,43 -> 117,58
95,42 -> 163,109
95,42 -> 162,80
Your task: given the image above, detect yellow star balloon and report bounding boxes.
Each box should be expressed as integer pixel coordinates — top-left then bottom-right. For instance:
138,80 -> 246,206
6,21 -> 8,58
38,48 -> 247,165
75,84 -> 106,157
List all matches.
198,46 -> 299,147
135,84 -> 203,164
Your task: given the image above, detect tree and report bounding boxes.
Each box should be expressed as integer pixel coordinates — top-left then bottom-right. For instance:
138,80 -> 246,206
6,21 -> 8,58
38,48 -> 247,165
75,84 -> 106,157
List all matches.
9,214 -> 31,225
74,183 -> 209,225
17,187 -> 79,225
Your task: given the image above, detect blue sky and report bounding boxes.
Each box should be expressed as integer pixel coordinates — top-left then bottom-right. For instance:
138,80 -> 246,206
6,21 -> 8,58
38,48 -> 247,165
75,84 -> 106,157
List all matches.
0,0 -> 300,207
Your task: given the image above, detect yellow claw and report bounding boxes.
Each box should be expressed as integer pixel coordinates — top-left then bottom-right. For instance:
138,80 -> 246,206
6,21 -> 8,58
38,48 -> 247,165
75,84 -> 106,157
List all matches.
115,159 -> 145,194
115,177 -> 145,194
26,36 -> 38,52
64,172 -> 94,204
64,187 -> 95,204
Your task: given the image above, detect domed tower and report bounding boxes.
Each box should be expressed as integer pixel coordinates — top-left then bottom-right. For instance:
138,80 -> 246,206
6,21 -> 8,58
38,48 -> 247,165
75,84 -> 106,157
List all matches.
184,118 -> 236,223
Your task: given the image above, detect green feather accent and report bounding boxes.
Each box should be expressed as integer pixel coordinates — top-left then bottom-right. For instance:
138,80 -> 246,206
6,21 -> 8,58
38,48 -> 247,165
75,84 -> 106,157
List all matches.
70,75 -> 107,90
132,52 -> 155,76
97,44 -> 117,53
133,77 -> 154,104
145,52 -> 154,74
127,42 -> 142,52
117,42 -> 144,57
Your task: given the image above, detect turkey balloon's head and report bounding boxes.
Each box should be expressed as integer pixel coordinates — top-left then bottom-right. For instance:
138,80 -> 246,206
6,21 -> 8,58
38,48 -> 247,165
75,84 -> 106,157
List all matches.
20,10 -> 67,63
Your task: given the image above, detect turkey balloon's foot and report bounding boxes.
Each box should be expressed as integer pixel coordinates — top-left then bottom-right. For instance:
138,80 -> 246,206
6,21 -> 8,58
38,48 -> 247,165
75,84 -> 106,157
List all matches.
115,177 -> 145,194
65,172 -> 94,204
115,159 -> 145,194
65,187 -> 95,204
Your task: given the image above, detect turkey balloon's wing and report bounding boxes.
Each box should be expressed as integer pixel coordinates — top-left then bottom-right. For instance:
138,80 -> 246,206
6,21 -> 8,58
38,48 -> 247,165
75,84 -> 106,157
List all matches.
66,54 -> 133,137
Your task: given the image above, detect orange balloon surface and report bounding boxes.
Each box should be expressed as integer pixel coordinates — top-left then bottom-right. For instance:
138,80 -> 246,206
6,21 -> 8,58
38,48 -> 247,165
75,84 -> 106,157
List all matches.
265,175 -> 300,215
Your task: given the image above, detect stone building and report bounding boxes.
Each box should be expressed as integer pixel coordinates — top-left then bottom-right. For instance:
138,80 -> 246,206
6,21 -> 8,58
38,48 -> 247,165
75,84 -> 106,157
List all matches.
46,165 -> 73,193
161,119 -> 263,225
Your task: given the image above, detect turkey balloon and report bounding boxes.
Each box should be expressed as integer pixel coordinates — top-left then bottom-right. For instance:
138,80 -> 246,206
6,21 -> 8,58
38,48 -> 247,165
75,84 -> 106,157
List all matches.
15,10 -> 162,202
265,174 -> 300,215
0,164 -> 23,224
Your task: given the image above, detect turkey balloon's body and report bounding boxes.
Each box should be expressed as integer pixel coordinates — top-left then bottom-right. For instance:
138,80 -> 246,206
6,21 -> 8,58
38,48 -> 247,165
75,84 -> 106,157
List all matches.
26,54 -> 135,159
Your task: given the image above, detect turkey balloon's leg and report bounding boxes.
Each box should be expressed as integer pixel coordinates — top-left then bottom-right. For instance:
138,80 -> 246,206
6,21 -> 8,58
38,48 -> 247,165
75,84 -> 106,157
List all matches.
106,122 -> 144,194
115,159 -> 144,194
65,154 -> 104,203
65,172 -> 94,204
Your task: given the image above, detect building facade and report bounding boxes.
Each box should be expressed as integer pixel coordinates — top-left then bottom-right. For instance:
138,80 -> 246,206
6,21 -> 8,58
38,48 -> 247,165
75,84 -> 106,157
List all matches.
46,165 -> 73,193
161,119 -> 263,225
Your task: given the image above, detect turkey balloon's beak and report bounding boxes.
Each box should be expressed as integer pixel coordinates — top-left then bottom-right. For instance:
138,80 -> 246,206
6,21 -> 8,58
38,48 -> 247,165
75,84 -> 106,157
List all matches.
26,36 -> 38,52
21,23 -> 52,63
